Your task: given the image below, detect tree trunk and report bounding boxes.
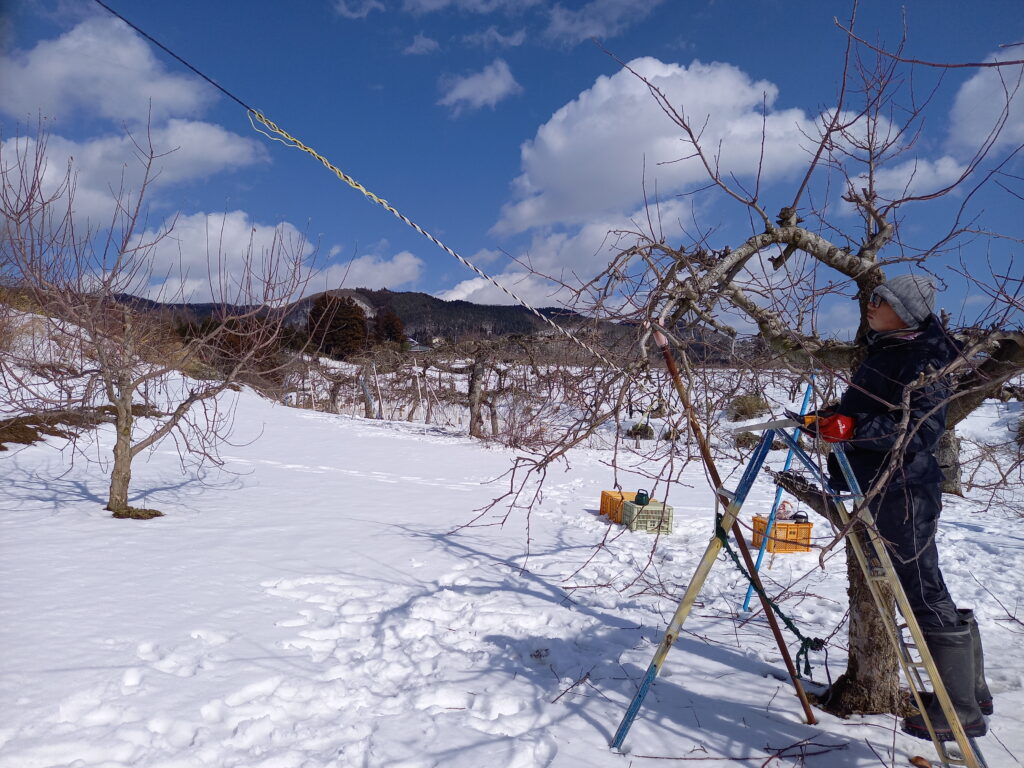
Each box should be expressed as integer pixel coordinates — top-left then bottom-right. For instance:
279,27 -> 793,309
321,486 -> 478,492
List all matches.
359,368 -> 376,419
467,360 -> 486,439
107,400 -> 133,516
328,379 -> 344,414
937,428 -> 963,496
818,542 -> 901,716
772,470 -> 903,716
488,400 -> 500,437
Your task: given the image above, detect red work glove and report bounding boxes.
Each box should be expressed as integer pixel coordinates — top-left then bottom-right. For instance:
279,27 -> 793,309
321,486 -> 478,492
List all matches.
815,413 -> 855,442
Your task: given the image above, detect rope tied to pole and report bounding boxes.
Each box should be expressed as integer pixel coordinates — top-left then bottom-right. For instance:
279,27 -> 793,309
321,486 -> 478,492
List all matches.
713,512 -> 827,677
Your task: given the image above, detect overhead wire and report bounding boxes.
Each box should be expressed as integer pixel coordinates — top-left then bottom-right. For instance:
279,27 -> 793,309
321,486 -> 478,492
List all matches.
91,0 -> 633,380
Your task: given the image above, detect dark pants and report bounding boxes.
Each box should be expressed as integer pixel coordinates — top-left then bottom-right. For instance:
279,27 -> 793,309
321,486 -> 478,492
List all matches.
870,483 -> 959,629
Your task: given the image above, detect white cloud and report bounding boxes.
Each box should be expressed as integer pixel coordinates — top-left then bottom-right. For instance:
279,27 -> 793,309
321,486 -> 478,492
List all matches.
948,54 -> 1024,152
134,211 -> 315,303
438,59 -> 523,114
403,33 -> 440,55
463,26 -> 526,48
150,120 -> 268,183
443,198 -> 693,304
314,251 -> 425,291
545,0 -> 664,45
495,57 -> 813,234
866,155 -> 967,201
468,247 -> 505,265
14,122 -> 266,224
404,0 -> 543,13
0,17 -> 210,124
334,0 -> 386,19
438,271 -> 571,306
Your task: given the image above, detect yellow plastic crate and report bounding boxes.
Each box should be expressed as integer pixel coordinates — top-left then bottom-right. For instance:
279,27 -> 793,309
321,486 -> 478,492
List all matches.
621,500 -> 673,534
600,491 -> 658,524
751,515 -> 812,553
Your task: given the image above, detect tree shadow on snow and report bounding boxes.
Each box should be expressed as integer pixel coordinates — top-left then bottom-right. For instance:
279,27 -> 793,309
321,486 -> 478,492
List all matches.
361,522 -> 882,764
0,450 -> 243,515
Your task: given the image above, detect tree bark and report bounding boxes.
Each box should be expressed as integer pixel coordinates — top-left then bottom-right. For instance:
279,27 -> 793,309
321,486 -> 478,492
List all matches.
938,428 -> 963,496
771,468 -> 902,716
359,368 -> 376,419
488,400 -> 500,437
818,547 -> 901,716
106,398 -> 133,515
467,359 -> 486,439
328,379 -> 344,414
947,332 -> 1024,425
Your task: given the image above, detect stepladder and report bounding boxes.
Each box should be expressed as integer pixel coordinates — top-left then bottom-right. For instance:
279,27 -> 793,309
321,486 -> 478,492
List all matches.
610,422 -> 989,768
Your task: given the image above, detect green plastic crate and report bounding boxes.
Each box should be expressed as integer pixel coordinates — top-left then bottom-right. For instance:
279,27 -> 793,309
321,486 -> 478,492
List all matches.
621,500 -> 673,534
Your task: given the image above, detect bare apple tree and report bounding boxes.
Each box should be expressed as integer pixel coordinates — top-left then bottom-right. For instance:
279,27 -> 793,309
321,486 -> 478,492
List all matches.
493,25 -> 1024,718
594,36 -> 1023,715
0,124 -> 311,518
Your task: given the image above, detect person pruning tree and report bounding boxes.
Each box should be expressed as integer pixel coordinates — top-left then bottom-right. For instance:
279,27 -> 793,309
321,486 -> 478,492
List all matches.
806,274 -> 993,741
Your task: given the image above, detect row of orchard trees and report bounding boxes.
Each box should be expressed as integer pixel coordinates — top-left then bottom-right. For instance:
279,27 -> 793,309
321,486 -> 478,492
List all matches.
286,333 -> 638,445
0,123 -> 640,518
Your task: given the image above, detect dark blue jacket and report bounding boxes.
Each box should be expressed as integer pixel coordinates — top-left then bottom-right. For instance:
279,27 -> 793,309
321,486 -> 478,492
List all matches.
828,316 -> 958,490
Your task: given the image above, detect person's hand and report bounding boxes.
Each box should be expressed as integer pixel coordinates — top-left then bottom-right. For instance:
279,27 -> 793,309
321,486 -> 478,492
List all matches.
802,413 -> 855,442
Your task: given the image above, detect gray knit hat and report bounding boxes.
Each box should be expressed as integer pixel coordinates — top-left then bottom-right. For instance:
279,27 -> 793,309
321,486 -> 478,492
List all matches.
873,275 -> 936,327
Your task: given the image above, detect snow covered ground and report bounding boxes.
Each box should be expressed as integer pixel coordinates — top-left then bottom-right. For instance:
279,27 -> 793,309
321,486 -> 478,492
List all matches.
1,387 -> 1022,767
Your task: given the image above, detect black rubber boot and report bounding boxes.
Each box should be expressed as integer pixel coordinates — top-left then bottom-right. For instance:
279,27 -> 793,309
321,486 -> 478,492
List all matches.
917,609 -> 994,715
960,609 -> 994,715
903,623 -> 987,741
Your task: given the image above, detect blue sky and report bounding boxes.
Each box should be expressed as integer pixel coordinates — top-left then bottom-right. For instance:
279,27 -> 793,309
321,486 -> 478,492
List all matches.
1,0 -> 1022,334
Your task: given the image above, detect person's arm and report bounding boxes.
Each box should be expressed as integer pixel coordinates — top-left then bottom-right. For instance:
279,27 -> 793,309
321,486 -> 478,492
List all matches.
840,366 -> 947,454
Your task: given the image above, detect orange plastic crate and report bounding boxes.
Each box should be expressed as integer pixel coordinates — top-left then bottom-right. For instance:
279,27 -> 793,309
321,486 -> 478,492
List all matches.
751,515 -> 813,553
600,491 -> 657,524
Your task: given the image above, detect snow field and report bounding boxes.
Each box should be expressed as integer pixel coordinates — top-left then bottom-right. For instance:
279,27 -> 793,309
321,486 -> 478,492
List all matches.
1,386 -> 1022,766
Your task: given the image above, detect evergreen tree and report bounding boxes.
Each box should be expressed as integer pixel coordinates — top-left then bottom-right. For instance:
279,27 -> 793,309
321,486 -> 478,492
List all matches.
372,305 -> 405,346
307,294 -> 367,359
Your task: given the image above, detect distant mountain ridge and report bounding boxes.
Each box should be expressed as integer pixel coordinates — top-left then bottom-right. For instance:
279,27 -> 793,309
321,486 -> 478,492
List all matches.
351,288 -> 585,341
112,288 -> 748,362
114,288 -> 589,343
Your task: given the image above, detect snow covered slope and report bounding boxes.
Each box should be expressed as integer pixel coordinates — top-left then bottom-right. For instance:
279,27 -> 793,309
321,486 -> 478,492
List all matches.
1,387 -> 1021,767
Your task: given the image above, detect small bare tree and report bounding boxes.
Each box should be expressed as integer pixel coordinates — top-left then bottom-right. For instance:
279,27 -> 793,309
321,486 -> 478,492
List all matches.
0,124 -> 310,517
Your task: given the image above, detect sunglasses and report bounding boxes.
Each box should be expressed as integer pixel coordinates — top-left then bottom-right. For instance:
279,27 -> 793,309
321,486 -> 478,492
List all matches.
868,292 -> 884,308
